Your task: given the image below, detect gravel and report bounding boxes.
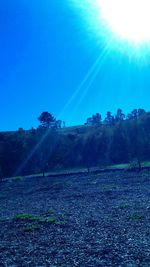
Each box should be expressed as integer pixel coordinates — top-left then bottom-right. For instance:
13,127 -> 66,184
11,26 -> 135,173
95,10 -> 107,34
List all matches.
0,171 -> 150,266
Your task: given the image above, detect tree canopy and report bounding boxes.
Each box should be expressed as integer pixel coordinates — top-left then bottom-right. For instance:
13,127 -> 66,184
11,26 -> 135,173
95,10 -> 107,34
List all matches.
38,112 -> 56,128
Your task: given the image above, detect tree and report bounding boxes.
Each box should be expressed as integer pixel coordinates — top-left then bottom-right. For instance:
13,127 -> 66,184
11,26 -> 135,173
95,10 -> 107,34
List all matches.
85,113 -> 102,126
27,128 -> 59,177
38,112 -> 55,128
82,135 -> 98,172
138,109 -> 146,117
1,134 -> 25,177
115,109 -> 125,122
125,119 -> 145,171
104,111 -> 115,126
127,109 -> 146,120
92,113 -> 102,126
85,117 -> 92,126
109,124 -> 129,164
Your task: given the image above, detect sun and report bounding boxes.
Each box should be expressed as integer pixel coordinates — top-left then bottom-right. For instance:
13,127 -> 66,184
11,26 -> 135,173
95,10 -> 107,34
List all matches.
97,0 -> 150,45
71,0 -> 150,58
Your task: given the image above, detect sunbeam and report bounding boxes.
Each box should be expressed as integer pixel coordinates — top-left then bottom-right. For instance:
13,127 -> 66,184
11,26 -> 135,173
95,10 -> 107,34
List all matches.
69,40 -> 112,120
58,47 -> 106,120
14,39 -> 112,176
58,39 -> 113,122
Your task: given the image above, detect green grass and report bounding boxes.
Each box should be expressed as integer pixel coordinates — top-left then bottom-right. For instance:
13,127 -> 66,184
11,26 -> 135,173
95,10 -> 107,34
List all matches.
108,164 -> 128,169
106,161 -> 150,170
41,216 -> 67,225
7,160 -> 150,181
14,213 -> 67,226
14,214 -> 39,221
142,161 -> 150,167
12,176 -> 23,181
129,213 -> 142,220
14,213 -> 56,223
8,160 -> 150,181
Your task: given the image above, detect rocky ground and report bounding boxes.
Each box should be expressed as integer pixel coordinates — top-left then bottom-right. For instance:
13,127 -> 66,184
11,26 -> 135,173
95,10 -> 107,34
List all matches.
0,170 -> 150,266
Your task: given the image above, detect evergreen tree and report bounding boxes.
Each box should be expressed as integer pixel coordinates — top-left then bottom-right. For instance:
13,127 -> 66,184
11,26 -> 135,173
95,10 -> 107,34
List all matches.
38,112 -> 55,128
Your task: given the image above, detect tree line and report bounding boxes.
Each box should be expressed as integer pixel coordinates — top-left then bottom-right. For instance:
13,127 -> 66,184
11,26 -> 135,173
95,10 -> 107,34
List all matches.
0,108 -> 150,178
85,108 -> 146,126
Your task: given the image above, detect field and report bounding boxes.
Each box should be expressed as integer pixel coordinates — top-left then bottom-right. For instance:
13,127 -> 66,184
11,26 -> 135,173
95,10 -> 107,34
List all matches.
0,171 -> 150,266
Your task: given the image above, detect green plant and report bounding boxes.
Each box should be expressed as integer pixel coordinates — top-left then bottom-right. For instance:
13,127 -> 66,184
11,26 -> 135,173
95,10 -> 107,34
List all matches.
129,213 -> 142,220
14,213 -> 67,225
14,214 -> 40,221
12,176 -> 23,181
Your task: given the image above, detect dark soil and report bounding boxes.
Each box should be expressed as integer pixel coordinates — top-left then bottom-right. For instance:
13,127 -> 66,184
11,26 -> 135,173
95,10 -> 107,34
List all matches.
0,171 -> 150,266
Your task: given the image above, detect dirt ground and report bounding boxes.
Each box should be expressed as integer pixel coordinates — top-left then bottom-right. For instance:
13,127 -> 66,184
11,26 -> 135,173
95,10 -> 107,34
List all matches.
0,170 -> 150,266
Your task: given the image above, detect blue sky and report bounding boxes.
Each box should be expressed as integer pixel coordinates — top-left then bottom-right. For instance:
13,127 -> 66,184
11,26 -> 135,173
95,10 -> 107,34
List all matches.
0,0 -> 150,130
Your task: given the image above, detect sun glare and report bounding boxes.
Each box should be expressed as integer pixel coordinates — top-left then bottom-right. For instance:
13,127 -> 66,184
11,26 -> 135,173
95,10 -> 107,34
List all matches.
71,0 -> 150,58
97,0 -> 150,45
